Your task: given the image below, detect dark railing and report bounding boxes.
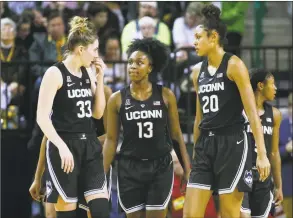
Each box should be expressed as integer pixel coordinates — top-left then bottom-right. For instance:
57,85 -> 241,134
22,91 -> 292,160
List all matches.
1,46 -> 292,145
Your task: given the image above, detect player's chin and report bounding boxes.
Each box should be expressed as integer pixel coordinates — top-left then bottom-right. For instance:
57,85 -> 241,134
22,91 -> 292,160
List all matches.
196,49 -> 204,57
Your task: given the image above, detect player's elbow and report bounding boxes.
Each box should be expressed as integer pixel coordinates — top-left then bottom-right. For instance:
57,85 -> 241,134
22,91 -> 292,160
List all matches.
36,111 -> 47,128
92,109 -> 104,119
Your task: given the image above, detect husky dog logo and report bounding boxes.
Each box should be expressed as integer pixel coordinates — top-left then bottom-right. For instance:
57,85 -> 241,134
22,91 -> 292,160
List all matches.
46,181 -> 53,198
243,170 -> 253,188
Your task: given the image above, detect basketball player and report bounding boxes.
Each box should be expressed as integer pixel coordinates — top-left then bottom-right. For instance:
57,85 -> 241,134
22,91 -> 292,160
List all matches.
29,85 -> 112,218
103,38 -> 191,218
36,16 -> 109,218
183,4 -> 271,218
241,69 -> 283,218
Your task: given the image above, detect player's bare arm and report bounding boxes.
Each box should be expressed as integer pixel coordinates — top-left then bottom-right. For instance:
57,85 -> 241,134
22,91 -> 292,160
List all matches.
37,66 -> 74,174
227,56 -> 270,181
270,107 -> 283,205
191,62 -> 203,158
163,87 -> 191,178
86,59 -> 106,119
103,91 -> 121,174
29,135 -> 47,201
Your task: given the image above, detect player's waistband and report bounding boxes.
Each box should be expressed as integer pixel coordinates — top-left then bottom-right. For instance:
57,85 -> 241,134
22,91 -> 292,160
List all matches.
58,132 -> 97,140
200,124 -> 244,136
116,150 -> 171,161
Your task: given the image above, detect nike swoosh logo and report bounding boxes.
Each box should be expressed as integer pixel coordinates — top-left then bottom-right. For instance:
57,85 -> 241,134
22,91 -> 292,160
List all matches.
125,105 -> 135,110
67,83 -> 75,87
199,79 -> 204,82
237,139 -> 244,144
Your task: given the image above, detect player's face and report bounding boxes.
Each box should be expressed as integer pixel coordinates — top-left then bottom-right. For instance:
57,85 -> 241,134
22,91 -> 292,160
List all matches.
262,76 -> 277,101
127,51 -> 152,82
80,39 -> 99,68
193,25 -> 214,56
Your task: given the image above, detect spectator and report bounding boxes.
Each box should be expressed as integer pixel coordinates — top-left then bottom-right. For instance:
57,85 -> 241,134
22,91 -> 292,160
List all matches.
1,18 -> 27,100
30,9 -> 47,34
279,93 -> 293,218
7,2 -> 36,16
102,34 -> 126,91
137,16 -> 156,39
103,2 -> 125,32
42,2 -> 81,32
29,11 -> 66,78
1,17 -> 28,122
15,15 -> 34,52
29,11 -> 66,117
121,1 -> 171,54
172,2 -> 204,50
219,2 -> 249,57
0,1 -> 18,22
87,2 -> 120,44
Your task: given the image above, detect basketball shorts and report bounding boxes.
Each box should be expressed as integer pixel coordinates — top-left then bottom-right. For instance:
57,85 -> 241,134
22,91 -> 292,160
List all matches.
188,125 -> 253,194
117,153 -> 174,214
241,170 -> 274,217
45,133 -> 108,203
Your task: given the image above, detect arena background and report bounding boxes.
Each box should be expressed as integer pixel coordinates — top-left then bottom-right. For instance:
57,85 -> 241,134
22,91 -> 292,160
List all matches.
1,1 -> 292,218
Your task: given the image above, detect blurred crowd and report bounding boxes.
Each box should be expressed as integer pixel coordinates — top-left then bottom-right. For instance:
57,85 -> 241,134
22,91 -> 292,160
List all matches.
1,1 -> 253,129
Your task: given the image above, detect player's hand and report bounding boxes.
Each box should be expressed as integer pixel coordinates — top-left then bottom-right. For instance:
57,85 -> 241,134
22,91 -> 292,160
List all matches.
256,153 -> 271,182
58,145 -> 74,174
29,179 -> 42,202
274,188 -> 283,206
92,58 -> 106,79
173,160 -> 184,178
179,169 -> 190,195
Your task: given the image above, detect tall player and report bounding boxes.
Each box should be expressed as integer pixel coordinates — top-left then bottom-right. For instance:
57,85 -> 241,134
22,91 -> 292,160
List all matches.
183,4 -> 270,218
29,85 -> 112,218
241,69 -> 283,218
36,16 -> 109,218
103,38 -> 191,218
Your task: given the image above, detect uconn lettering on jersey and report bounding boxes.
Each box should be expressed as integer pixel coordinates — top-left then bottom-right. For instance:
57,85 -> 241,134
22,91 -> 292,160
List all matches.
198,82 -> 224,94
68,88 -> 92,98
246,124 -> 273,135
126,110 -> 162,121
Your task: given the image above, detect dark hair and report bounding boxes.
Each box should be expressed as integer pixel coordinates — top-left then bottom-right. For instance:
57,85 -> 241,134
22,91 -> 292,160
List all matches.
87,3 -> 108,18
127,38 -> 169,73
100,32 -> 121,56
249,68 -> 274,91
201,4 -> 227,46
47,10 -> 63,23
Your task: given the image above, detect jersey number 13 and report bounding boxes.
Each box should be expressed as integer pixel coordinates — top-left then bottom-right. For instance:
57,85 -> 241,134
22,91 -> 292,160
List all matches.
137,122 -> 153,138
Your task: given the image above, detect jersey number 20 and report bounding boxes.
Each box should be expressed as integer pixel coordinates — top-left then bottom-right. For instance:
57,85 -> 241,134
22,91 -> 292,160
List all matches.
77,100 -> 92,118
202,95 -> 219,113
137,122 -> 153,138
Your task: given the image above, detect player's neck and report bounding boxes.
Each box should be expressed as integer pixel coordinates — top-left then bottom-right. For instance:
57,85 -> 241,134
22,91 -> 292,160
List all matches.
207,47 -> 225,67
255,92 -> 265,111
131,79 -> 151,93
63,55 -> 82,74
